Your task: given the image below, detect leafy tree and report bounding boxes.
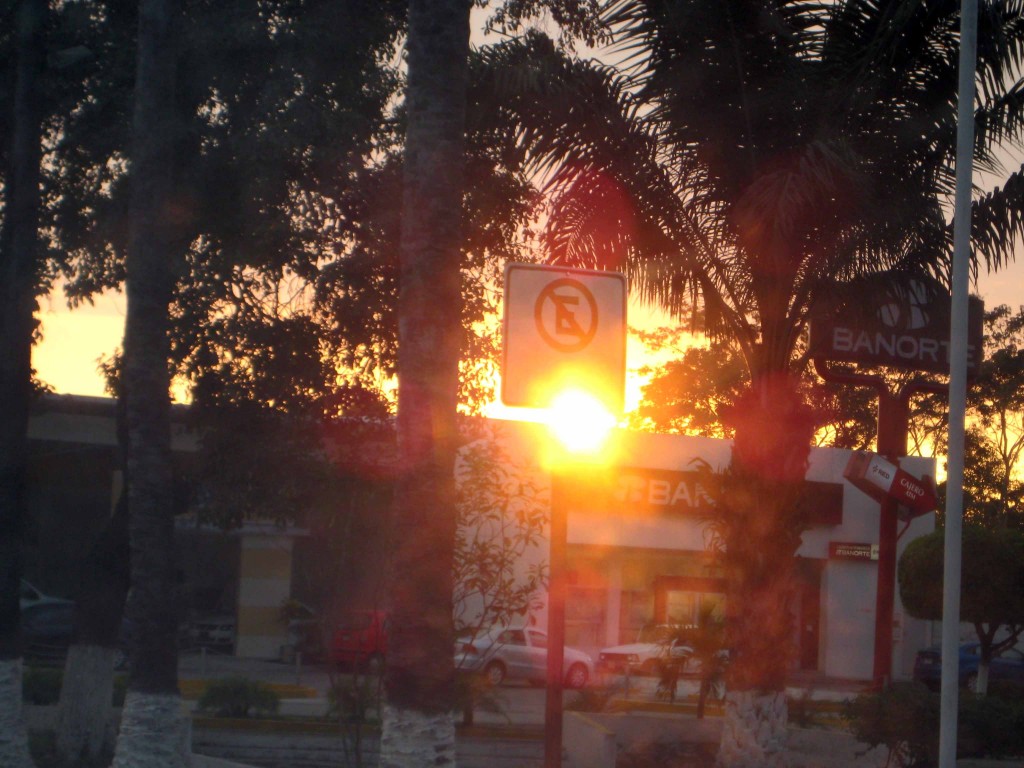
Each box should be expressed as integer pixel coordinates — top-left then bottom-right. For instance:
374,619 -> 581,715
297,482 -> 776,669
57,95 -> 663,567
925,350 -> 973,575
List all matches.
472,1 -> 1024,763
453,431 -> 549,639
452,430 -> 550,726
899,525 -> 1024,695
629,328 -> 877,449
967,305 -> 1024,528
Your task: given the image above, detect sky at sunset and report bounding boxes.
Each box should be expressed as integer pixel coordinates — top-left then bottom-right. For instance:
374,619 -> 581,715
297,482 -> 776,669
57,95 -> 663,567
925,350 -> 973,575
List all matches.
32,257 -> 1022,414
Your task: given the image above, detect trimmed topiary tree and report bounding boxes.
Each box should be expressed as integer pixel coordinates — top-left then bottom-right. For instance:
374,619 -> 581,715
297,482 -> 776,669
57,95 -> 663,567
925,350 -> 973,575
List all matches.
898,525 -> 1024,694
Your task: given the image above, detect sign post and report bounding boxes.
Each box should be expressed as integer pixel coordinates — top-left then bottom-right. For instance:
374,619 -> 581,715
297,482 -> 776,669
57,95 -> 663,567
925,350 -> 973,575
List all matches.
811,276 -> 981,689
502,263 -> 627,768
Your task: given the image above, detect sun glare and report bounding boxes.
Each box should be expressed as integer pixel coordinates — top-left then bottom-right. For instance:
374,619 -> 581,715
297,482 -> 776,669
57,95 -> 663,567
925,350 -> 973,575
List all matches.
546,389 -> 617,456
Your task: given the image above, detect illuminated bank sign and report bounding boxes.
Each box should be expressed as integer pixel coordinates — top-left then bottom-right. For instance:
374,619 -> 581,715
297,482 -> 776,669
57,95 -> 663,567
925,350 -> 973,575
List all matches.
810,280 -> 984,376
612,467 -> 714,513
574,466 -> 843,526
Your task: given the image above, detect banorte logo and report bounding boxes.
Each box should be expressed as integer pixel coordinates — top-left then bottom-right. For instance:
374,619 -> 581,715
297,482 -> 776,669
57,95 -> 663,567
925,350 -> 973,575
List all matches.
877,282 -> 930,331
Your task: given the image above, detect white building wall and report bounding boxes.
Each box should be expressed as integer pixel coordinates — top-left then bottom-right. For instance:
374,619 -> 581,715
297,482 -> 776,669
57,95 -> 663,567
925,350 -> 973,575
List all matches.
487,419 -> 936,681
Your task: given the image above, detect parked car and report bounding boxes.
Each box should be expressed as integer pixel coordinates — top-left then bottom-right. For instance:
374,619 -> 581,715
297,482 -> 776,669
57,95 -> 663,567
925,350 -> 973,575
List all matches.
597,624 -> 693,676
19,579 -> 73,612
913,642 -> 1024,692
22,600 -> 76,664
329,609 -> 388,670
455,626 -> 593,688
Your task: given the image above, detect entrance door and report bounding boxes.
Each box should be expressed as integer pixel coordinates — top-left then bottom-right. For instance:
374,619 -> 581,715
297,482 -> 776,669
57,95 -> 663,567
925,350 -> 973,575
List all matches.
798,562 -> 823,671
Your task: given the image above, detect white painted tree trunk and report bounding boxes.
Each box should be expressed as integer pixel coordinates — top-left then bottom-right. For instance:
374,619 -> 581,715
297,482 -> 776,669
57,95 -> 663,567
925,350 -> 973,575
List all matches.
0,659 -> 34,768
110,691 -> 191,768
717,690 -> 788,768
379,703 -> 456,768
57,644 -> 117,763
976,661 -> 989,694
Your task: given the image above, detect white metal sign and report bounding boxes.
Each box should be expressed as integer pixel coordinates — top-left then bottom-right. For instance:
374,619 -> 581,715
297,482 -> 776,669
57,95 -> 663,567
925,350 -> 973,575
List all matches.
502,263 -> 626,411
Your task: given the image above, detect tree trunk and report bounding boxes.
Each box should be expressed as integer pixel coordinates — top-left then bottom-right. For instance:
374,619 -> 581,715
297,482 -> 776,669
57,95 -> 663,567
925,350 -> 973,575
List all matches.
57,646 -> 118,762
111,0 -> 187,764
58,474 -> 131,763
380,0 -> 470,765
0,1 -> 47,766
717,690 -> 789,768
715,376 -> 816,768
0,660 -> 33,768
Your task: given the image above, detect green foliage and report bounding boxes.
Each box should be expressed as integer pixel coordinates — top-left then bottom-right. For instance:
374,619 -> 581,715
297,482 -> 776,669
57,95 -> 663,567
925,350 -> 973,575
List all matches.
899,526 -> 1024,627
327,672 -> 381,724
629,331 -> 877,449
453,669 -> 507,725
564,682 -> 622,713
21,667 -> 128,707
22,667 -> 64,705
195,676 -> 280,719
846,683 -> 941,767
847,684 -> 1024,767
453,429 -> 549,638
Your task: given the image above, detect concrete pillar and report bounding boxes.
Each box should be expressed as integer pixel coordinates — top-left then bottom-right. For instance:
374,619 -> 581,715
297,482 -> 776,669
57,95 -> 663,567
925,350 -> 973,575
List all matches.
234,532 -> 294,658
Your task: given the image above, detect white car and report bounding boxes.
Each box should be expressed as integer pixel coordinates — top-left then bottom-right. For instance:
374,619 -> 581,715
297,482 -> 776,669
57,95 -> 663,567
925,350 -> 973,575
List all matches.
456,626 -> 593,688
598,624 -> 692,676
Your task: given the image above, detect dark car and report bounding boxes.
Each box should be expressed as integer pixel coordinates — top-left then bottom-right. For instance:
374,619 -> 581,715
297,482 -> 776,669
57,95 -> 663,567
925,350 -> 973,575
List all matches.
22,601 -> 76,664
913,642 -> 1024,692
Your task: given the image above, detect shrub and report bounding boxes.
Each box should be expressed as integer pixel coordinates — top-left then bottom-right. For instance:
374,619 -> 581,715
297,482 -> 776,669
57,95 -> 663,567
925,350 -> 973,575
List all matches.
847,683 -> 939,767
196,676 -> 280,718
23,667 -> 130,707
22,667 -> 64,705
847,683 -> 1024,767
564,682 -> 621,713
958,693 -> 1024,758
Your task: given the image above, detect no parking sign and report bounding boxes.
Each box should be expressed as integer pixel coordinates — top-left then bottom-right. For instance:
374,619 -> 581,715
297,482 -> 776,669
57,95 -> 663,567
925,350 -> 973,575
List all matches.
501,263 -> 626,412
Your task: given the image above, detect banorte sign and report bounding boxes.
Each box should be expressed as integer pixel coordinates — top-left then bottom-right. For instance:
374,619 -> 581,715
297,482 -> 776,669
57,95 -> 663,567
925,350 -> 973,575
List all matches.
809,279 -> 984,376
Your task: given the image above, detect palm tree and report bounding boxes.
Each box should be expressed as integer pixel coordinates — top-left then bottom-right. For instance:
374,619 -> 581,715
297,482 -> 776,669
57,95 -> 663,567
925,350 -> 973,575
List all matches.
379,0 -> 470,763
0,2 -> 46,766
111,0 -> 188,765
472,1 -> 1024,764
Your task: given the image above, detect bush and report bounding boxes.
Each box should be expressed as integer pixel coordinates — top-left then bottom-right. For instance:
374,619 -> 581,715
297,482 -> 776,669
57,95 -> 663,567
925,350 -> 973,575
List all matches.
847,683 -> 1024,767
196,676 -> 280,718
564,682 -> 621,713
22,667 -> 64,705
958,693 -> 1024,758
23,667 -> 129,707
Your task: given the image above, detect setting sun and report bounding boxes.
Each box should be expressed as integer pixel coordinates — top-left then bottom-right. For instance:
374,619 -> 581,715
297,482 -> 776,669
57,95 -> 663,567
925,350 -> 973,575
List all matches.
546,389 -> 617,456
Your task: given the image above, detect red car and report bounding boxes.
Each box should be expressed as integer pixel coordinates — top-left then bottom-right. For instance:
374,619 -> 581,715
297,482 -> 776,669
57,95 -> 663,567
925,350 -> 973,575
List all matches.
329,610 -> 387,670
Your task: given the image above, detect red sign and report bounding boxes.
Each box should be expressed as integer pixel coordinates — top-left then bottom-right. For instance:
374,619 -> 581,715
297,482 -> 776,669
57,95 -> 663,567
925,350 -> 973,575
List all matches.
843,451 -> 937,518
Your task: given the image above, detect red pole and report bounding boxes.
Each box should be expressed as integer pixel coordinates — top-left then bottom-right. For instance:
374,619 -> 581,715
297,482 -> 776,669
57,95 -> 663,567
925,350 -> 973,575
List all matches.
872,392 -> 909,688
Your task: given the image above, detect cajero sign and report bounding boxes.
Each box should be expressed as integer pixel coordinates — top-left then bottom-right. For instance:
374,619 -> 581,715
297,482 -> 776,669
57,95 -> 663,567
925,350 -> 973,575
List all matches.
809,279 -> 984,375
502,263 -> 627,411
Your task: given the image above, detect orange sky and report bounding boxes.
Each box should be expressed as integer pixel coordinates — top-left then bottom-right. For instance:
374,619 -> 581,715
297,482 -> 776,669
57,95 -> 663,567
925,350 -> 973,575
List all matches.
32,261 -> 1022,414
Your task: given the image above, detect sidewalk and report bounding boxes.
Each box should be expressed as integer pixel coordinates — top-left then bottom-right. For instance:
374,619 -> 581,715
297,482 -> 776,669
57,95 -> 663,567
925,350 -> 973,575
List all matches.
178,652 -> 875,727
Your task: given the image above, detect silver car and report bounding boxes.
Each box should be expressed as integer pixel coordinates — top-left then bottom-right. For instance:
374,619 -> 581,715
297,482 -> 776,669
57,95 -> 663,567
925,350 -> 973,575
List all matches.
456,626 -> 593,688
